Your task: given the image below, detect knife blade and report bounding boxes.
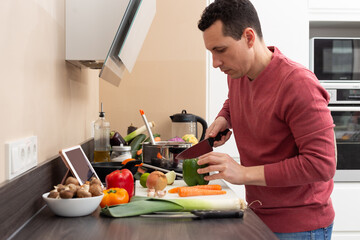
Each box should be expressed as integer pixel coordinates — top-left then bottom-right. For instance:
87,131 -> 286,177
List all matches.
175,129 -> 230,160
140,210 -> 244,219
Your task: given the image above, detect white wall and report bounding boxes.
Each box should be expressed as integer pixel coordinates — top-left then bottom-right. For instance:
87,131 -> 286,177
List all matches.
0,0 -> 99,184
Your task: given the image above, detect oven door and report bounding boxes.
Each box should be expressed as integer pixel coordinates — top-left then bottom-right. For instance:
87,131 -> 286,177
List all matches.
329,106 -> 360,181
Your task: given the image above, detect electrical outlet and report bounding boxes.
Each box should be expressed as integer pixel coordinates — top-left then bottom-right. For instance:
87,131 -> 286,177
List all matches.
6,136 -> 37,180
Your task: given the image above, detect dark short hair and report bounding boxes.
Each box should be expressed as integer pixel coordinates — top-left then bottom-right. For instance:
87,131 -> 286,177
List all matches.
198,0 -> 263,40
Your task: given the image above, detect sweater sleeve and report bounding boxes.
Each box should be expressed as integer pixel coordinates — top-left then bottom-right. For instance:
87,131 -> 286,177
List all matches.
264,69 -> 337,187
216,76 -> 232,128
217,99 -> 232,128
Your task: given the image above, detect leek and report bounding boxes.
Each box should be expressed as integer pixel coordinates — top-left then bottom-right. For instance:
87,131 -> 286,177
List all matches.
124,121 -> 155,142
101,196 -> 246,218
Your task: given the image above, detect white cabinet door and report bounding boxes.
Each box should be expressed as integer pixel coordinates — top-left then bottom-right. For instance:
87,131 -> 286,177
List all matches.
308,0 -> 360,21
308,0 -> 360,9
332,183 -> 360,234
207,0 -> 308,159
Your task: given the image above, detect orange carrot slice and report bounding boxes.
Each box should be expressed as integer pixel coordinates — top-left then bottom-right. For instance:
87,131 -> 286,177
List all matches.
136,149 -> 142,155
168,187 -> 181,194
168,184 -> 222,194
178,188 -> 226,197
193,184 -> 222,190
121,158 -> 135,165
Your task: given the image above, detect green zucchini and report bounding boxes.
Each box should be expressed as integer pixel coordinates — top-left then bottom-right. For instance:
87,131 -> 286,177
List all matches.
130,134 -> 146,158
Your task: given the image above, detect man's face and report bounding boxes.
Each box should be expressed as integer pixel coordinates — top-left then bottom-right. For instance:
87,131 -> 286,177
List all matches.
203,20 -> 252,79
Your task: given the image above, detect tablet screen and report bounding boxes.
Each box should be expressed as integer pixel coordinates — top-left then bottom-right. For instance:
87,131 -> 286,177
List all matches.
60,146 -> 101,186
65,148 -> 94,183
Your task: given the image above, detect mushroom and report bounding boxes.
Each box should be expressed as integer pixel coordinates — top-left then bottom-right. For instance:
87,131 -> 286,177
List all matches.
65,176 -> 80,186
77,189 -> 92,198
89,184 -> 103,196
81,183 -> 90,192
67,183 -> 78,193
90,177 -> 102,186
48,190 -> 60,199
59,190 -> 74,199
55,184 -> 66,192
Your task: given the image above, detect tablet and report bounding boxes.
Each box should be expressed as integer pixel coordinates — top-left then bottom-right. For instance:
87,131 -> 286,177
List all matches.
59,145 -> 103,187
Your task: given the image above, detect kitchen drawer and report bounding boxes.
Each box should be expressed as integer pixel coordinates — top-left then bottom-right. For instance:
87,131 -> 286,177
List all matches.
332,182 -> 360,231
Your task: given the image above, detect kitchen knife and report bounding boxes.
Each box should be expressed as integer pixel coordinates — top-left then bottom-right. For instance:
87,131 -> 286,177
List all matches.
175,129 -> 230,160
140,210 -> 244,219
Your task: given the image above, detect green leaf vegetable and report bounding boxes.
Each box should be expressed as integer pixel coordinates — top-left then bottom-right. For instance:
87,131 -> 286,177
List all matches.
124,121 -> 155,142
101,196 -> 245,218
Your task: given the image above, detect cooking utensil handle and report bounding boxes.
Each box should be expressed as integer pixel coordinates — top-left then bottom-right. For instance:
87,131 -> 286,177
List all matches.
140,109 -> 156,145
191,210 -> 243,219
142,163 -> 183,177
208,129 -> 230,146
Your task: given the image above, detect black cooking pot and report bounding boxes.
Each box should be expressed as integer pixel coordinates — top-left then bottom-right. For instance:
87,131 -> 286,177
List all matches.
91,160 -> 142,183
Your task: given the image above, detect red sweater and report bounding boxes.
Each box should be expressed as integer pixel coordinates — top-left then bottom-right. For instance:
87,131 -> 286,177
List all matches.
218,47 -> 336,233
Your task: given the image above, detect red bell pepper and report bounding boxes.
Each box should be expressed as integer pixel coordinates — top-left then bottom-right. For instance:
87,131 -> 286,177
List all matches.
105,169 -> 134,198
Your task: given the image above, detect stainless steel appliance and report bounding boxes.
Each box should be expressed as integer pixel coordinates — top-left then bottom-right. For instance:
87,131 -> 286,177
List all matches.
310,37 -> 360,83
325,84 -> 360,181
141,141 -> 191,172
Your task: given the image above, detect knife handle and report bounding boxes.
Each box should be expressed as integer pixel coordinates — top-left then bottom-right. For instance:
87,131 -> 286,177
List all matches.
208,129 -> 230,146
191,210 -> 243,219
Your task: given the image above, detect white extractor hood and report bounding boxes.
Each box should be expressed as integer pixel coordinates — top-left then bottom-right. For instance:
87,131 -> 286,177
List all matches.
65,0 -> 156,86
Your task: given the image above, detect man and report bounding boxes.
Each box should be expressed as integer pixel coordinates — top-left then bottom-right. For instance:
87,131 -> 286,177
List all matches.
196,0 -> 336,239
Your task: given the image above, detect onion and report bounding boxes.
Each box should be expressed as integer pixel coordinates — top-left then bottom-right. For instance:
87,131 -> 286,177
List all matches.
146,171 -> 168,191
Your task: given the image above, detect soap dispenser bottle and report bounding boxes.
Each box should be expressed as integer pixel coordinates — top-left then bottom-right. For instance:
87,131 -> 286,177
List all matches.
94,103 -> 111,162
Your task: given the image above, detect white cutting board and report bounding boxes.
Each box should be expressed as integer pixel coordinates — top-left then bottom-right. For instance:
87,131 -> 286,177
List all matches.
135,179 -> 239,200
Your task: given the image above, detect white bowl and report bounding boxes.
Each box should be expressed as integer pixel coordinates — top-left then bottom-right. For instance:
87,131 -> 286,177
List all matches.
42,192 -> 104,217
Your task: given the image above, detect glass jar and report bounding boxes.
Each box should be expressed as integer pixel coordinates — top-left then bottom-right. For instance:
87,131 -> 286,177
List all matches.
111,144 -> 132,162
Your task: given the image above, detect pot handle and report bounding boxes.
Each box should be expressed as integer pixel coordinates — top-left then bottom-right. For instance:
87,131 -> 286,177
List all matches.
195,115 -> 208,141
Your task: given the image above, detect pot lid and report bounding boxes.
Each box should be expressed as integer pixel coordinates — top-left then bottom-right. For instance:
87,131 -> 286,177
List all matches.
170,110 -> 197,122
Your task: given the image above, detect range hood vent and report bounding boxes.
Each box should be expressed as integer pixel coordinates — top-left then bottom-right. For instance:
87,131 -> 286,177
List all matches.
66,0 -> 156,86
67,60 -> 104,70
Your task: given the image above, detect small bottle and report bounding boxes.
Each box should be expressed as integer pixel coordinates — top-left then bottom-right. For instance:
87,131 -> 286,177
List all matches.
94,103 -> 111,162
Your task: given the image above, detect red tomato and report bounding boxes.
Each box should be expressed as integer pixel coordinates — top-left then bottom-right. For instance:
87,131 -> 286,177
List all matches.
105,169 -> 134,198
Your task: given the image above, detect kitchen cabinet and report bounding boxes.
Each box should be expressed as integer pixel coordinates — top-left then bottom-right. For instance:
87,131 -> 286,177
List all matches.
308,2 -> 360,238
308,0 -> 360,22
332,183 -> 360,239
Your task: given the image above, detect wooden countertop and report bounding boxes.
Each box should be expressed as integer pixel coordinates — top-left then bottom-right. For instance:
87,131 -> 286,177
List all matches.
12,180 -> 278,240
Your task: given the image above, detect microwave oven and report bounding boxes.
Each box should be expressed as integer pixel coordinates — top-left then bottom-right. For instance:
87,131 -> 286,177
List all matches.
310,37 -> 360,83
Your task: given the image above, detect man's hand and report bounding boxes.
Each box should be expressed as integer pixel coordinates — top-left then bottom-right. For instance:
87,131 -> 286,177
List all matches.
197,152 -> 266,186
206,117 -> 232,147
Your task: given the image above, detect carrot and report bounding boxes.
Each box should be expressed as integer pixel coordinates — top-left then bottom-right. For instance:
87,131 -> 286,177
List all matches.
178,188 -> 226,197
193,184 -> 222,191
136,148 -> 142,156
168,184 -> 223,194
168,187 -> 181,194
121,158 -> 135,165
